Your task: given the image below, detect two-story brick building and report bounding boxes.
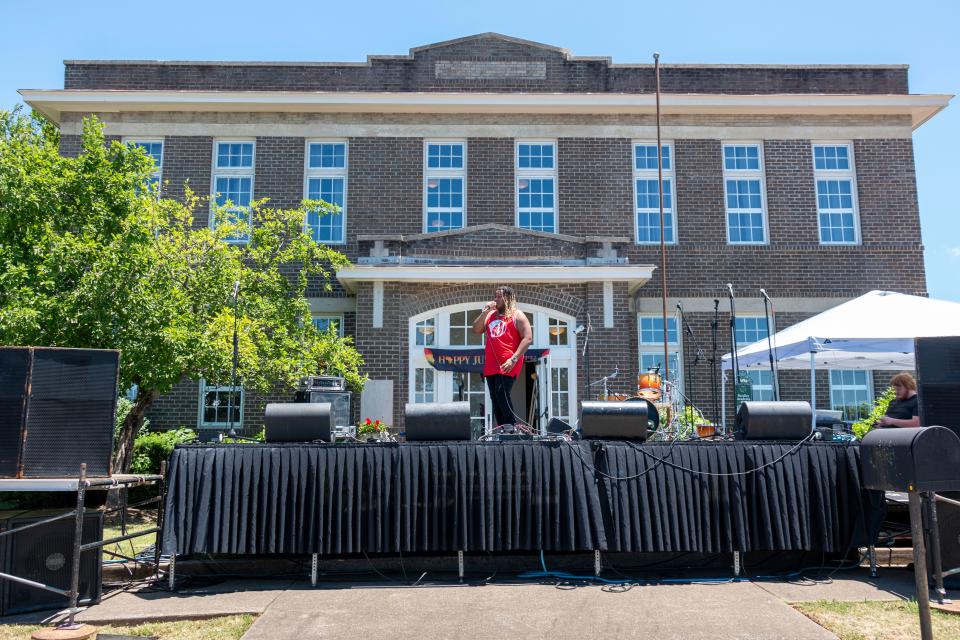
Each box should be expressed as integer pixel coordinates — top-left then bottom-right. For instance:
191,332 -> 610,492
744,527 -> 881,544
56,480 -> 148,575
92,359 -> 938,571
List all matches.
22,33 -> 950,435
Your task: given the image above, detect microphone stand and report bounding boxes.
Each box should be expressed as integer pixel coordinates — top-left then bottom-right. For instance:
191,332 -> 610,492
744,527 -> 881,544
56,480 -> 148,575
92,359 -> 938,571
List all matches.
726,284 -> 740,434
677,303 -> 692,409
759,288 -> 780,401
227,281 -> 240,438
582,312 -> 592,400
710,299 -> 720,425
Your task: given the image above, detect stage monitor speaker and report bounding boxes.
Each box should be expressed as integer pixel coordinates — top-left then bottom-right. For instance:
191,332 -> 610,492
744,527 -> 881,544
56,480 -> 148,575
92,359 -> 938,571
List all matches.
579,401 -> 648,440
736,401 -> 812,440
0,509 -> 103,616
404,402 -> 471,441
546,417 -> 571,434
916,336 -> 960,437
0,347 -> 119,478
264,402 -> 332,443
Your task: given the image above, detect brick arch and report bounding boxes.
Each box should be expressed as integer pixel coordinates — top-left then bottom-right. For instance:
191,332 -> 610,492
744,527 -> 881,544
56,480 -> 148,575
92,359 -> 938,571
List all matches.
402,283 -> 584,319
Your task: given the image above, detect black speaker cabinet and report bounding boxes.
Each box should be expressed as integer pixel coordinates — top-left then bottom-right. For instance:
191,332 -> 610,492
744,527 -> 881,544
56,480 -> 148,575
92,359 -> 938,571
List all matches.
404,402 -> 472,441
916,336 -> 960,437
0,509 -> 103,616
933,492 -> 960,586
264,402 -> 332,443
735,401 -> 812,440
579,401 -> 649,440
0,347 -> 119,478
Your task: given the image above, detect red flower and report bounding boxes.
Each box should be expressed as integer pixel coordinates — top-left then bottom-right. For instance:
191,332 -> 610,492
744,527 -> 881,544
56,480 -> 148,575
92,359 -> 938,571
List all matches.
365,418 -> 372,425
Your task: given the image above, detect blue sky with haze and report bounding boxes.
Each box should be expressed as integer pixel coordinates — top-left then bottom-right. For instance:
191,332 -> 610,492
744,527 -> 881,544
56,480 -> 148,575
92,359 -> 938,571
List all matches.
2,0 -> 956,300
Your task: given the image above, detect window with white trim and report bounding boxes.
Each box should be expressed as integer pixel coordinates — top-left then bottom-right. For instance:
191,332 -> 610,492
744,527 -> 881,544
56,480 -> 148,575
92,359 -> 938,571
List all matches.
516,141 -> 557,233
447,309 -> 484,346
637,315 -> 682,387
414,368 -> 435,404
734,316 -> 769,346
633,143 -> 675,244
829,369 -> 873,421
212,141 -> 255,243
126,139 -> 163,194
305,141 -> 347,244
198,378 -> 243,429
312,315 -> 344,338
424,141 -> 465,232
813,143 -> 859,244
723,143 -> 767,244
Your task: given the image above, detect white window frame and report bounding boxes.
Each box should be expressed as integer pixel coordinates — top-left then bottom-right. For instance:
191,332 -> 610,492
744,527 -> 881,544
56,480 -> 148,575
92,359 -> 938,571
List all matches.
423,140 -> 466,233
211,139 -> 256,244
829,369 -> 874,420
734,315 -> 773,401
197,378 -> 244,429
734,315 -> 769,347
722,142 -> 768,245
312,314 -> 344,338
812,142 -> 860,245
637,314 -> 683,393
124,138 -> 164,194
515,140 -> 558,234
303,139 -> 348,245
632,141 -> 677,245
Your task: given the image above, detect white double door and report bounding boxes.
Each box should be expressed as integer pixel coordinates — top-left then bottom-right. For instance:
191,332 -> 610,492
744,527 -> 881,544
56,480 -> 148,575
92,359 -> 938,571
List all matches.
408,303 -> 577,435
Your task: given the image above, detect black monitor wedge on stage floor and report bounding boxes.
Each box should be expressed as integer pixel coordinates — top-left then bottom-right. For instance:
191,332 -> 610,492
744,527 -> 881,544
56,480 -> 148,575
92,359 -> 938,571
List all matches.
264,402 -> 332,443
579,401 -> 648,440
404,401 -> 471,441
735,401 -> 812,440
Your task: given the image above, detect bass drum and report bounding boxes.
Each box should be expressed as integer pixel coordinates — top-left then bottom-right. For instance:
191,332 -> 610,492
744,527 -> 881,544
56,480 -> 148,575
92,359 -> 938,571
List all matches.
625,397 -> 660,432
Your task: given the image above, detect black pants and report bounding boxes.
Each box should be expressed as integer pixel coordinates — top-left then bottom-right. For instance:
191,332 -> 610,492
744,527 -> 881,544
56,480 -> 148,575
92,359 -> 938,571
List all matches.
486,374 -> 517,427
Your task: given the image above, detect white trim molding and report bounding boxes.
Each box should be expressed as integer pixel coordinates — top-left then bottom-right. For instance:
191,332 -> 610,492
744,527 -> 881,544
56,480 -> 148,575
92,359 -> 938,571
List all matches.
20,90 -> 952,130
337,264 -> 656,295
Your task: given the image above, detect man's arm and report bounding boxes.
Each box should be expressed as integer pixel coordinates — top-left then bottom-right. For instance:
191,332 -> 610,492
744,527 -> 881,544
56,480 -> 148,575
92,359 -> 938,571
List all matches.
877,415 -> 920,428
472,302 -> 495,335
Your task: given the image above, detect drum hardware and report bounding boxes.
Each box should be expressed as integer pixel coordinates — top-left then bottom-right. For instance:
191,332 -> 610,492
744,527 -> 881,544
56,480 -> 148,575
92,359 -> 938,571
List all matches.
588,367 -> 619,400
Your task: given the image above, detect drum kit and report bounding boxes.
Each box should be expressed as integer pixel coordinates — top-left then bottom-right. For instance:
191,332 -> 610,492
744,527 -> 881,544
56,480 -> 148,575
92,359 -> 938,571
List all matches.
596,367 -> 717,440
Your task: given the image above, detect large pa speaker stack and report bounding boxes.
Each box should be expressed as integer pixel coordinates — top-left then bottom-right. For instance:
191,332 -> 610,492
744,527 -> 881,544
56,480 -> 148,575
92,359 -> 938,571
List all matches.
0,509 -> 103,615
915,336 -> 960,438
0,347 -> 119,478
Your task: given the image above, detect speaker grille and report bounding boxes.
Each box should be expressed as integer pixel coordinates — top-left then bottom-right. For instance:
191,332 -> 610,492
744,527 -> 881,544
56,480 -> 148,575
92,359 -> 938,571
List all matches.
0,349 -> 30,477
917,337 -> 960,438
0,510 -> 103,616
21,348 -> 119,478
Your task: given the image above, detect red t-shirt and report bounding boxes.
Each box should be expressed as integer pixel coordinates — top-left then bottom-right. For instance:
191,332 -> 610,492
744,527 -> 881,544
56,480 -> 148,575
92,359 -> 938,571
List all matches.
483,312 -> 522,377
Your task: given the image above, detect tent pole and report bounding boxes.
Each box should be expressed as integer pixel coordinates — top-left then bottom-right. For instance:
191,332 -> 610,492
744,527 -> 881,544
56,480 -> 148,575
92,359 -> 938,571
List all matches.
809,351 -> 817,431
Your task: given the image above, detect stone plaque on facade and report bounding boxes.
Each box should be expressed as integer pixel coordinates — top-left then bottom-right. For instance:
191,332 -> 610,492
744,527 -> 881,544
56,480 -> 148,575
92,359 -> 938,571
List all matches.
435,60 -> 547,80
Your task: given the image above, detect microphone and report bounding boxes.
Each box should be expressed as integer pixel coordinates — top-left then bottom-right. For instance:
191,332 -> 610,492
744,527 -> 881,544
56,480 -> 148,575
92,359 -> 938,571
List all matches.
726,283 -> 734,297
759,288 -> 771,301
232,281 -> 240,300
610,367 -> 619,379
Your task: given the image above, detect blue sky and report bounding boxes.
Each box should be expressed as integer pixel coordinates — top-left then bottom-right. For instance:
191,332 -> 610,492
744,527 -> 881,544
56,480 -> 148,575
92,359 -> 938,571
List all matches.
2,0 -> 956,300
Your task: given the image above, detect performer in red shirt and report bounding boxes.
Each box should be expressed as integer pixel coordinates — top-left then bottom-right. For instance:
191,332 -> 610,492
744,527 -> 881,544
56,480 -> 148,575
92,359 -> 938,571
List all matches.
472,286 -> 533,427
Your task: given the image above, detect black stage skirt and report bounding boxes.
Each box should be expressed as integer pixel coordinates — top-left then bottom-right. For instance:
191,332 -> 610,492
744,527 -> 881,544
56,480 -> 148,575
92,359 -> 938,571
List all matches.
162,441 -> 883,557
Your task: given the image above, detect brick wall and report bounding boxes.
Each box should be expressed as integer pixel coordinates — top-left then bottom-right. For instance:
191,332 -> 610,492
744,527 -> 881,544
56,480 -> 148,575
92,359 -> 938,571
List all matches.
161,136 -> 212,228
557,138 -> 633,237
64,35 -> 908,95
347,137 -> 422,248
467,138 -> 514,226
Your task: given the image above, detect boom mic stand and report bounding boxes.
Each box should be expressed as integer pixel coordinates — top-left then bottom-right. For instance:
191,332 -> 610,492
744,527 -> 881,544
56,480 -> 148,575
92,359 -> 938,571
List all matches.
679,303 -> 706,411
710,299 -> 720,425
227,281 -> 240,439
726,283 -> 740,434
759,288 -> 781,401
677,303 -> 692,408
582,312 -> 593,399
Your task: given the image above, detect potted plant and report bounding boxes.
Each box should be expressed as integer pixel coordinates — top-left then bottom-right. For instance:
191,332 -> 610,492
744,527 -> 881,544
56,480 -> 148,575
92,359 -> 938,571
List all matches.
852,387 -> 896,439
357,418 -> 390,442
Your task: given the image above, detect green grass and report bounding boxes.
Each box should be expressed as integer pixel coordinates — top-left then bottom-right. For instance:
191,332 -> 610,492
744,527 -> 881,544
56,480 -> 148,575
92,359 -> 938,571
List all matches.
0,614 -> 255,640
102,509 -> 158,560
794,600 -> 960,640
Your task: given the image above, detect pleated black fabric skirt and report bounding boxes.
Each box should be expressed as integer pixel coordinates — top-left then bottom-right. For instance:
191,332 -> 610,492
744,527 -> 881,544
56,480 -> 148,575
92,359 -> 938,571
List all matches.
162,441 -> 882,557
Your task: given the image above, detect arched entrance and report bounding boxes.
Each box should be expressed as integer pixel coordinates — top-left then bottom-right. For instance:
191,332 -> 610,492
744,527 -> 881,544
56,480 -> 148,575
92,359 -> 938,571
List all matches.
409,302 -> 577,436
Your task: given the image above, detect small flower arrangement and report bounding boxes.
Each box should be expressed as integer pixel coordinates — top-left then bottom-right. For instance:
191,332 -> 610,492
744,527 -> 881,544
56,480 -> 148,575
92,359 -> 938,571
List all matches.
357,418 -> 389,438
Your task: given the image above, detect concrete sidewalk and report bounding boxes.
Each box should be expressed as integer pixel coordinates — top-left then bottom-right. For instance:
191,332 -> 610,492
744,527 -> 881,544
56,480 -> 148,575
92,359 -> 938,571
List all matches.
1,568 -> 921,640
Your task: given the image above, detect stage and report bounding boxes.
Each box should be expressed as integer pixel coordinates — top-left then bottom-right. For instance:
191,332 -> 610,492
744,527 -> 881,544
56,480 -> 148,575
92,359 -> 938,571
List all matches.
162,440 -> 884,559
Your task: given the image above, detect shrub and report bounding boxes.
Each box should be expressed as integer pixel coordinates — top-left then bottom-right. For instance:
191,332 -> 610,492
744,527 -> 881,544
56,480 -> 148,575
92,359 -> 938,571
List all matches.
852,387 -> 896,440
130,428 -> 196,474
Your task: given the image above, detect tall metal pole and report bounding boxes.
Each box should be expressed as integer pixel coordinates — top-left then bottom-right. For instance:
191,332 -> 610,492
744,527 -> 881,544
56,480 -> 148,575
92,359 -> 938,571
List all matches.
908,492 -> 934,640
228,281 -> 240,437
654,53 -> 670,395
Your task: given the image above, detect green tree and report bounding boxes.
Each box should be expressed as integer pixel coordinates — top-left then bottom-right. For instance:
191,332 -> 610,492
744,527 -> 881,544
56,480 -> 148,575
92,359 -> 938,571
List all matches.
0,111 -> 365,474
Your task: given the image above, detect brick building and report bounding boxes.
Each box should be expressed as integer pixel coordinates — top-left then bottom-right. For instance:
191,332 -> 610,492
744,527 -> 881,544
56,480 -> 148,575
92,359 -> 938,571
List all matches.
23,33 -> 950,435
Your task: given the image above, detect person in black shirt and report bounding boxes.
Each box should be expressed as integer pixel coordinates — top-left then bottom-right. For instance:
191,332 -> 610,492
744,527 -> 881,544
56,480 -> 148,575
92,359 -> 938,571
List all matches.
877,372 -> 920,428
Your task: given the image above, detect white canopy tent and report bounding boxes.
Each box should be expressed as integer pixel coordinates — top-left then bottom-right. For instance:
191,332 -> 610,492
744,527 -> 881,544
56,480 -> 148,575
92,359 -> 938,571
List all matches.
720,290 -> 960,424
